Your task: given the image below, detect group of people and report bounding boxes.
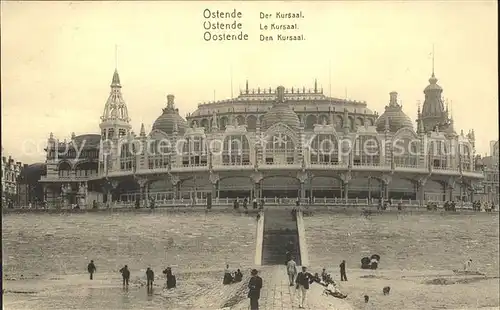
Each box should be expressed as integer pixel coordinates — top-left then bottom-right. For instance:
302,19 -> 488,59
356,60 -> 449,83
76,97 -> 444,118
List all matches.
233,197 -> 265,210
473,201 -> 496,212
285,257 -> 349,308
223,264 -> 243,285
361,255 -> 381,270
86,260 -> 176,290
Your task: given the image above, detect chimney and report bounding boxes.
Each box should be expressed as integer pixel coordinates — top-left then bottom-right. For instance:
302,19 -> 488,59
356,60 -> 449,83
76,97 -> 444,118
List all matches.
389,92 -> 398,107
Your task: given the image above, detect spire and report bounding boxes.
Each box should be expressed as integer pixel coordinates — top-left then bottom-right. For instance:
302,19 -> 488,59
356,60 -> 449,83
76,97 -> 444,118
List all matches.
314,79 -> 318,93
428,44 -> 438,84
101,68 -> 130,124
245,80 -> 249,94
432,43 -> 435,77
140,123 -> 146,137
115,44 -> 118,70
111,69 -> 121,87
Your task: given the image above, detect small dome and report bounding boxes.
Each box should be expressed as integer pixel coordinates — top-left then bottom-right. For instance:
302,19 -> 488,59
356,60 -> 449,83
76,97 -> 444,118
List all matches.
262,86 -> 300,130
375,92 -> 413,132
375,108 -> 414,132
73,134 -> 101,148
151,95 -> 188,135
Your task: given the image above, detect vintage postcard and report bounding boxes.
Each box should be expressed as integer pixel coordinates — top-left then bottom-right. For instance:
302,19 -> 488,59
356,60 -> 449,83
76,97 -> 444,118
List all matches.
1,1 -> 498,310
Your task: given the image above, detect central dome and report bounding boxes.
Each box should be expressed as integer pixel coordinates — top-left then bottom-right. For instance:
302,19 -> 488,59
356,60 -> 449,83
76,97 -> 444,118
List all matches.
151,95 -> 188,135
375,92 -> 413,132
262,86 -> 300,130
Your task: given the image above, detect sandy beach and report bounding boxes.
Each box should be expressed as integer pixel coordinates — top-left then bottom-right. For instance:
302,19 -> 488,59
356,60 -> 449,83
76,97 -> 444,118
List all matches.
2,211 -> 499,309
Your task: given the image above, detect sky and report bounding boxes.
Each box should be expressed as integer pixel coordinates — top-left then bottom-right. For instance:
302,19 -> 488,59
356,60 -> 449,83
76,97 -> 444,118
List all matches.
1,1 -> 498,164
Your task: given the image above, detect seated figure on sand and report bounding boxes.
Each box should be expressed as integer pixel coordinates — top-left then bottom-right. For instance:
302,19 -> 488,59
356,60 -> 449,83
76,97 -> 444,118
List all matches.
234,269 -> 243,282
223,264 -> 234,285
162,267 -> 177,289
324,281 -> 348,299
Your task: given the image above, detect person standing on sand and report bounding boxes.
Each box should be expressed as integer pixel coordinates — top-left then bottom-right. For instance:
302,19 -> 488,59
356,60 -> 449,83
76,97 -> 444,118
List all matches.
119,265 -> 130,287
286,257 -> 298,286
463,259 -> 472,271
87,260 -> 96,280
248,269 -> 263,310
146,267 -> 154,290
339,260 -> 347,281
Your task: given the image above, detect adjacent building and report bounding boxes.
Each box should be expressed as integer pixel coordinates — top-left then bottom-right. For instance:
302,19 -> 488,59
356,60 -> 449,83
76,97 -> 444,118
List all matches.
1,150 -> 23,205
39,67 -> 484,207
477,141 -> 499,204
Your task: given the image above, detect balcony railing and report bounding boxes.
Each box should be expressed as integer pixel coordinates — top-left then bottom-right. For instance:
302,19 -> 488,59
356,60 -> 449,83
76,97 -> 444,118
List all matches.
99,196 -> 480,210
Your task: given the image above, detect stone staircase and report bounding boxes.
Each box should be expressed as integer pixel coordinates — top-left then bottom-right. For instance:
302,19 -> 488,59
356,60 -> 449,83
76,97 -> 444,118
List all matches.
262,209 -> 301,266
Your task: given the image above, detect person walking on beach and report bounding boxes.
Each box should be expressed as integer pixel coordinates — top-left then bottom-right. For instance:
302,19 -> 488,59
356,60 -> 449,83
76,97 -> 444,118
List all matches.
119,265 -> 130,287
295,266 -> 313,309
339,260 -> 348,281
286,257 -> 298,286
87,260 -> 96,280
146,267 -> 154,290
463,259 -> 473,271
248,269 -> 263,310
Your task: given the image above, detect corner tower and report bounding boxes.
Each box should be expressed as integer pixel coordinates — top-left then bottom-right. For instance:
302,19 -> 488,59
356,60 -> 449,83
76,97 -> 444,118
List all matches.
417,70 -> 454,134
99,69 -> 132,140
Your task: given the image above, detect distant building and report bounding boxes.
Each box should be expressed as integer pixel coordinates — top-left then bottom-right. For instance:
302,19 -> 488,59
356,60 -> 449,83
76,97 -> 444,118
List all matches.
17,163 -> 47,207
476,141 -> 499,204
40,67 -> 484,208
1,151 -> 23,205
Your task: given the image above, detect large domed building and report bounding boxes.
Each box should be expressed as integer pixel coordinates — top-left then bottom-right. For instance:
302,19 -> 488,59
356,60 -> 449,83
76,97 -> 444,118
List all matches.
40,68 -> 484,208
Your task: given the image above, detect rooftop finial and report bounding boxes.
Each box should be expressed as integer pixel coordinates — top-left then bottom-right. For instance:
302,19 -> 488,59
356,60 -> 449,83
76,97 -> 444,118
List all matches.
246,80 -> 249,94
166,94 -> 175,110
115,44 -> 118,70
431,43 -> 435,77
314,79 -> 318,93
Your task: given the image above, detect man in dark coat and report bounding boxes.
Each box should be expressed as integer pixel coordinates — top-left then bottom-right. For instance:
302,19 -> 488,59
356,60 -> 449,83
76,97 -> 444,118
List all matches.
119,265 -> 130,287
87,260 -> 96,280
146,267 -> 154,290
295,266 -> 314,308
339,260 -> 347,281
248,269 -> 263,310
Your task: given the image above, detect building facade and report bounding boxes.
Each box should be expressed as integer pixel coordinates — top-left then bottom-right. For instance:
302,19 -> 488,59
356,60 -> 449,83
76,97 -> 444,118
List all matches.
1,151 -> 23,205
477,141 -> 499,204
40,68 -> 484,207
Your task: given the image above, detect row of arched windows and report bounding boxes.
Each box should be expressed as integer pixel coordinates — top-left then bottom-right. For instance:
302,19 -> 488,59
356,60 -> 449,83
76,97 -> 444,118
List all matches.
106,134 -> 473,170
191,114 -> 376,131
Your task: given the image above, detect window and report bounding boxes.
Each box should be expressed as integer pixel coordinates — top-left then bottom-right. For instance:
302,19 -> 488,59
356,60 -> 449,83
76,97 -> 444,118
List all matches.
353,135 -> 379,165
309,134 -> 339,165
222,135 -> 250,165
264,133 -> 295,165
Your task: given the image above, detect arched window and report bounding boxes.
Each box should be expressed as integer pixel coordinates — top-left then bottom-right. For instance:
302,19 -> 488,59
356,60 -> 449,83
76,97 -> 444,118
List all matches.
429,140 -> 448,169
222,135 -> 251,165
120,143 -> 135,171
182,135 -> 208,167
393,137 -> 420,167
353,135 -> 380,166
305,115 -> 317,130
246,115 -> 257,131
74,161 -> 98,177
309,134 -> 339,165
460,143 -> 472,171
200,119 -> 210,131
58,162 -> 72,177
264,133 -> 295,165
147,139 -> 171,169
219,117 -> 228,131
